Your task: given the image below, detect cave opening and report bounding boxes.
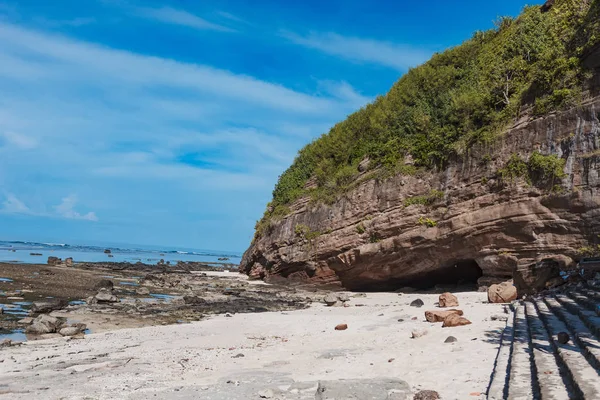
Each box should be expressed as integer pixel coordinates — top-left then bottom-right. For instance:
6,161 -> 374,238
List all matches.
402,259 -> 484,290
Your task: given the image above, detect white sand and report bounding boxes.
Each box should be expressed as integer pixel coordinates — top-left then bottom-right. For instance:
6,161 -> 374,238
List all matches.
0,289 -> 507,400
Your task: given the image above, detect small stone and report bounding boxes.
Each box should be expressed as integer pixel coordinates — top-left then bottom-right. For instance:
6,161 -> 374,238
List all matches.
439,292 -> 459,307
0,339 -> 11,348
557,332 -> 570,344
444,336 -> 458,343
411,317 -> 418,320
410,299 -> 424,308
398,319 -> 404,322
413,390 -> 441,400
59,326 -> 85,337
258,389 -> 274,398
411,329 -> 428,339
388,358 -> 395,363
225,313 -> 233,317
491,314 -> 509,322
232,353 -> 245,358
136,287 -> 150,296
335,323 -> 348,331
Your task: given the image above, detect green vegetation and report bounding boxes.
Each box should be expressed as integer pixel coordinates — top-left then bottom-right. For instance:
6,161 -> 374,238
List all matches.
356,223 -> 366,234
498,151 -> 566,188
404,190 -> 444,207
577,245 -> 600,257
294,224 -> 321,241
418,217 -> 438,228
253,1 -> 599,240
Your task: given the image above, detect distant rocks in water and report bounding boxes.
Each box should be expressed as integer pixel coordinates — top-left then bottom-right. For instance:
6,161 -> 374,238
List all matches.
65,257 -> 73,267
425,309 -> 463,323
47,256 -> 62,266
488,280 -> 518,303
30,299 -> 67,314
218,257 -> 230,261
104,249 -> 111,254
30,253 -> 42,256
442,313 -> 472,328
414,390 -> 441,400
94,279 -> 114,291
438,292 -> 459,307
410,299 -> 424,308
108,254 -> 114,258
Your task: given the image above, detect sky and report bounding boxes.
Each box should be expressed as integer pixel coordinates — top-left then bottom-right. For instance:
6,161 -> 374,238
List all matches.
0,0 -> 542,252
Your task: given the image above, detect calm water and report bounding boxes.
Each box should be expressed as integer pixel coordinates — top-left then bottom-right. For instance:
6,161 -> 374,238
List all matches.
0,240 -> 241,265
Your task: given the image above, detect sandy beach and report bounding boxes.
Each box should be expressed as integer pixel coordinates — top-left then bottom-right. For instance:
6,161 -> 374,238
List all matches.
0,272 -> 508,400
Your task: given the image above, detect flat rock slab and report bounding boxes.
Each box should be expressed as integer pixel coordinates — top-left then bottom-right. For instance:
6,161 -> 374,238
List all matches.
315,379 -> 410,399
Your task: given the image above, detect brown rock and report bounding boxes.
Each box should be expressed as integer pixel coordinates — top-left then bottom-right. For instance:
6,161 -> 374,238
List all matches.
65,257 -> 74,267
488,281 -> 518,303
414,390 -> 440,400
47,256 -> 61,266
411,329 -> 428,338
425,309 -> 464,323
442,314 -> 472,328
334,323 -> 348,331
439,292 -> 459,307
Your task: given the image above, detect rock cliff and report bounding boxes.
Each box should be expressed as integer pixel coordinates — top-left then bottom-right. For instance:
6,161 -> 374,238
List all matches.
241,97 -> 600,291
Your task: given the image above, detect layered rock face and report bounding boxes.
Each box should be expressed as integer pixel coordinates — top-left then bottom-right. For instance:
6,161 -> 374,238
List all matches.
241,98 -> 600,291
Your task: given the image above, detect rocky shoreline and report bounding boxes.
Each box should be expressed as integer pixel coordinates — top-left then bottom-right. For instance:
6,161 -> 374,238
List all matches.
0,261 -> 316,343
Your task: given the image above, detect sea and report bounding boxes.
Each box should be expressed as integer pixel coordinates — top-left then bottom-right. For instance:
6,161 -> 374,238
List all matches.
0,240 -> 242,266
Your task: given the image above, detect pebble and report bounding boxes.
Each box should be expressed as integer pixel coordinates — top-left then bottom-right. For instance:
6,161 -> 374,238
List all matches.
411,329 -> 428,339
444,336 -> 457,343
335,323 -> 348,331
410,299 -> 424,308
258,389 -> 274,398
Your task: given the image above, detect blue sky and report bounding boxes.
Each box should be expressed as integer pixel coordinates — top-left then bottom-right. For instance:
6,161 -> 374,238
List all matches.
0,0 -> 541,252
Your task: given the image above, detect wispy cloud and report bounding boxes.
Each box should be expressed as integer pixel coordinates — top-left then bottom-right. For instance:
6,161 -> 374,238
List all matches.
135,6 -> 235,33
281,30 -> 430,71
54,195 -> 98,221
1,131 -> 38,149
2,193 -> 31,214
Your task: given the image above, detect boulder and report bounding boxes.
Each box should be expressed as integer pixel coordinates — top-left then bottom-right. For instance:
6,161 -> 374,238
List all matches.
94,279 -> 114,290
47,256 -> 61,266
30,299 -> 67,314
442,313 -> 472,328
95,288 -> 119,303
65,257 -> 74,267
488,280 -> 518,303
410,299 -> 424,308
324,293 -> 339,306
338,293 -> 350,302
59,324 -> 86,337
438,292 -> 459,307
513,256 -> 572,296
26,314 -> 64,334
425,309 -> 464,323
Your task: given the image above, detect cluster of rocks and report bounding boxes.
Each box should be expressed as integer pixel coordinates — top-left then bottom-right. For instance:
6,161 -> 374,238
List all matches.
86,281 -> 120,305
424,292 -> 472,329
21,314 -> 85,337
323,293 -> 350,307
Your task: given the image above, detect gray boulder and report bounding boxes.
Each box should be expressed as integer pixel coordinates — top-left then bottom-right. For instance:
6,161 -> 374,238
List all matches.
31,299 -> 67,314
324,293 -> 339,306
95,288 -> 119,303
315,379 -> 410,399
59,323 -> 86,337
26,314 -> 64,334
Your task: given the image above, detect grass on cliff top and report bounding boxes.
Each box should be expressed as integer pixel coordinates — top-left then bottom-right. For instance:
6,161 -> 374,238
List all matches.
254,0 -> 600,240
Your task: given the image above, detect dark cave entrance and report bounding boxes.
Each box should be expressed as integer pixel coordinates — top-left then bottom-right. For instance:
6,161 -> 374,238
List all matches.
358,259 -> 484,292
405,259 -> 483,290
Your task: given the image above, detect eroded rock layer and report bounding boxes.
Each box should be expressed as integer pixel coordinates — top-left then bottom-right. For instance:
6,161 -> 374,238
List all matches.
241,98 -> 600,291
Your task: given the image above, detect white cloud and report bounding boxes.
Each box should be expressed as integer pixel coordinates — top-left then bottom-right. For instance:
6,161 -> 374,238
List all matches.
2,193 -> 31,214
281,30 -> 430,71
54,195 -> 98,221
1,131 -> 38,149
135,6 -> 235,32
